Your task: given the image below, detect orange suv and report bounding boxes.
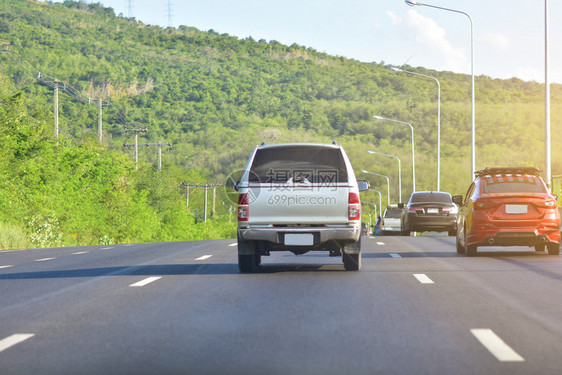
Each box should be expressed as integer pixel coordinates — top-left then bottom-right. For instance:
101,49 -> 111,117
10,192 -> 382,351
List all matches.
453,167 -> 560,256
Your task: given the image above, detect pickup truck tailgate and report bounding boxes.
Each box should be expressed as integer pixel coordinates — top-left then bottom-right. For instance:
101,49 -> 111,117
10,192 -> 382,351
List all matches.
248,183 -> 350,225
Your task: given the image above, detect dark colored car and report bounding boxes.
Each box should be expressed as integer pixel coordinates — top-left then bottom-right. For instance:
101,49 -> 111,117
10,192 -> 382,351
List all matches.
401,191 -> 457,236
453,167 -> 560,256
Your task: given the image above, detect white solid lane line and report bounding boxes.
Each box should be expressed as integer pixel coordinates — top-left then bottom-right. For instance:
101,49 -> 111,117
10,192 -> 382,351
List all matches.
413,274 -> 434,284
228,242 -> 238,247
129,277 -> 162,287
35,258 -> 55,262
471,329 -> 524,362
195,255 -> 212,260
0,334 -> 35,354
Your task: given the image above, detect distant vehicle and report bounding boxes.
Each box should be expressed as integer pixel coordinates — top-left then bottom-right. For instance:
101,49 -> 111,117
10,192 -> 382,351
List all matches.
453,167 -> 560,256
381,205 -> 403,235
401,191 -> 457,236
235,142 -> 369,272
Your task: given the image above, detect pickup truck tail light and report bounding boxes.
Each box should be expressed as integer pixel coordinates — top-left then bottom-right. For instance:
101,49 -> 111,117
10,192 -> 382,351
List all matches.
348,192 -> 361,220
238,193 -> 249,221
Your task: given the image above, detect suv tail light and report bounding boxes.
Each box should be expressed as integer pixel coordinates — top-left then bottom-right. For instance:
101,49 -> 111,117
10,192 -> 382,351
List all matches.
544,198 -> 557,208
238,193 -> 249,221
474,200 -> 490,210
348,192 -> 361,220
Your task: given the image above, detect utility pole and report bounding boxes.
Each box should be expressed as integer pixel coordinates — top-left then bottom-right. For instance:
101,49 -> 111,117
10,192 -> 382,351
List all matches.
87,97 -> 109,143
123,142 -> 172,171
97,98 -> 103,143
36,76 -> 65,139
123,125 -> 147,169
178,183 -> 221,222
166,0 -> 173,27
54,80 -> 60,139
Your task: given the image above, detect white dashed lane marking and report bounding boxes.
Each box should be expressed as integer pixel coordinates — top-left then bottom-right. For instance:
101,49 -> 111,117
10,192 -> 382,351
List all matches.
72,251 -> 88,255
228,243 -> 237,247
195,255 -> 212,260
471,329 -> 524,362
389,253 -> 401,258
376,242 -> 385,246
130,277 -> 162,287
413,274 -> 434,284
35,258 -> 55,262
0,334 -> 35,354
0,265 -> 13,269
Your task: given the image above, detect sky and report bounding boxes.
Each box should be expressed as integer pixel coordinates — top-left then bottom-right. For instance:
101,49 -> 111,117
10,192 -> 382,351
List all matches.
50,0 -> 562,83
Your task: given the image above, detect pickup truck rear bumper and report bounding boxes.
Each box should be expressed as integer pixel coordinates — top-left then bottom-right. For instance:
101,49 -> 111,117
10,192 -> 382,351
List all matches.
238,225 -> 360,246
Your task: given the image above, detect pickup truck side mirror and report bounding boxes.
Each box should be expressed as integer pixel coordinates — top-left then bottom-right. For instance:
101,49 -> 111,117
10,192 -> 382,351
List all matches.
452,195 -> 463,206
357,180 -> 370,192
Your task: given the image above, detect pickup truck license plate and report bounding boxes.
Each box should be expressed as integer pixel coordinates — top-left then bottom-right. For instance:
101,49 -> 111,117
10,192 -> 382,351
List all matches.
506,204 -> 527,214
285,234 -> 314,246
427,208 -> 439,214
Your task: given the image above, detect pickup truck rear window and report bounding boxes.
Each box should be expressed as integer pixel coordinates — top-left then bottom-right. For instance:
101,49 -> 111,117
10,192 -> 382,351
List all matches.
384,209 -> 402,218
250,146 -> 348,183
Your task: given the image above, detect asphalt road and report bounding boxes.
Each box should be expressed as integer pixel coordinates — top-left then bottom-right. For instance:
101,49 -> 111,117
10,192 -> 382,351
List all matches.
2,235 -> 562,374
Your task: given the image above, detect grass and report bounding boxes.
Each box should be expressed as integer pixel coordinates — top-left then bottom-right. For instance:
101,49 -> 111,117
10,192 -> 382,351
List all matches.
0,221 -> 31,250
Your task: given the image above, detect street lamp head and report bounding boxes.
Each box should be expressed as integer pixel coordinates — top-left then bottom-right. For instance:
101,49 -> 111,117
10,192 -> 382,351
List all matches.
405,0 -> 421,6
390,66 -> 403,72
373,115 -> 384,120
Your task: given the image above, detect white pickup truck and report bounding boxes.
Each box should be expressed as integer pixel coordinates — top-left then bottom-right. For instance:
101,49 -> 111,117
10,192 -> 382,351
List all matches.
381,205 -> 403,236
235,142 -> 369,272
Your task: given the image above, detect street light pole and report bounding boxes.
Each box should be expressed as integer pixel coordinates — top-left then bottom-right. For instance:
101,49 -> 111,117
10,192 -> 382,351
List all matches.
362,170 -> 391,206
390,67 -> 440,191
405,0 -> 475,177
368,189 -> 383,217
373,115 -> 415,193
545,0 -> 551,191
368,151 -> 401,203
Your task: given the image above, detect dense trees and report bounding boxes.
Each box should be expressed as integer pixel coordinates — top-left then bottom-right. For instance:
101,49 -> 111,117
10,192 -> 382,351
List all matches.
1,0 -> 561,246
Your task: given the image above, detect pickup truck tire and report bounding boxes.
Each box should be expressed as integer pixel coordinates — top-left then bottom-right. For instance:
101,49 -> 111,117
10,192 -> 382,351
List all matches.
238,254 -> 258,273
238,235 -> 259,273
342,238 -> 361,271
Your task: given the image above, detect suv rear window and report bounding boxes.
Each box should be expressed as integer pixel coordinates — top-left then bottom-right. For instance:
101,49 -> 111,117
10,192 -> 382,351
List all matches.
410,192 -> 452,203
482,176 -> 546,193
249,146 -> 348,183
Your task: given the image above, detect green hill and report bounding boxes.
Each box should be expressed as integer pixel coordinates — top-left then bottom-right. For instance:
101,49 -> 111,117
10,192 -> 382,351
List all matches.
1,0 -> 561,247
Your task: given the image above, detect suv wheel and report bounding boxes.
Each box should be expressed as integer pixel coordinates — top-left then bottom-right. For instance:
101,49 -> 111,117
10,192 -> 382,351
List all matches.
466,244 -> 477,257
547,242 -> 560,255
456,237 -> 465,254
535,244 -> 546,252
